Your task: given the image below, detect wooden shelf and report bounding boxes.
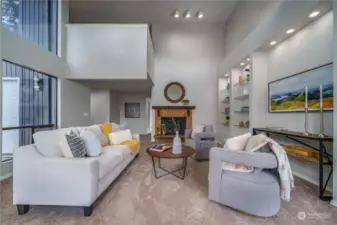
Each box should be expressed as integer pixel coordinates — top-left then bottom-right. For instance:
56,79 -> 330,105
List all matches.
285,151 -> 328,164
234,110 -> 249,113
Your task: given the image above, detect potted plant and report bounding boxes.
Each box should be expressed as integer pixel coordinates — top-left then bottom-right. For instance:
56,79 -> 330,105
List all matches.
181,99 -> 190,106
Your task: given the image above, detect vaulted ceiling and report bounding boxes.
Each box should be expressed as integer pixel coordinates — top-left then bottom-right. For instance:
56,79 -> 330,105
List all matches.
69,0 -> 238,23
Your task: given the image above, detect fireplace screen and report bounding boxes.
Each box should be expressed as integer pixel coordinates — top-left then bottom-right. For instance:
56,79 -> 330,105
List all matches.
161,117 -> 186,135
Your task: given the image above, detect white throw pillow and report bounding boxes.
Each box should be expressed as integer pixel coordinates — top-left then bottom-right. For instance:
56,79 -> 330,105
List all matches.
191,125 -> 205,139
109,129 -> 133,145
111,122 -> 121,132
84,125 -> 109,147
58,135 -> 73,158
223,132 -> 252,151
81,130 -> 102,157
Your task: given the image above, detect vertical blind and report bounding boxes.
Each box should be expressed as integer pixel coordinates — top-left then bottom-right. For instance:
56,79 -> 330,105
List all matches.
2,60 -> 57,145
2,0 -> 58,53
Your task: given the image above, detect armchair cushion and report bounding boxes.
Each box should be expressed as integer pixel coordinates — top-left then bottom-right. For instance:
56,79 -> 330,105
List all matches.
223,133 -> 251,151
191,125 -> 204,139
194,132 -> 215,141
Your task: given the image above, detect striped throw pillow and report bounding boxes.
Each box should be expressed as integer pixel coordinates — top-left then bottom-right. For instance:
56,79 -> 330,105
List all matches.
65,130 -> 86,158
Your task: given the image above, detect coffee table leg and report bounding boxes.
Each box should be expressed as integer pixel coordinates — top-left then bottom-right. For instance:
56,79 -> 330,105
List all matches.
181,157 -> 188,179
151,156 -> 158,178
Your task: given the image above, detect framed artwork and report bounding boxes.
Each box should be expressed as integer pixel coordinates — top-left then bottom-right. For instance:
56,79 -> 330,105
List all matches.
269,63 -> 333,112
125,103 -> 140,118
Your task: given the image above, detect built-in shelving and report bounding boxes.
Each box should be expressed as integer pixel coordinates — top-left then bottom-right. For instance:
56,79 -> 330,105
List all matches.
233,94 -> 249,100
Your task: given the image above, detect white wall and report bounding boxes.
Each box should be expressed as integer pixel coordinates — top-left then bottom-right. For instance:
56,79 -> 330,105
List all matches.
265,12 -> 333,188
223,0 -> 278,55
59,79 -> 92,128
332,2 -> 337,207
147,28 -> 155,80
90,90 -> 111,124
151,23 -> 225,134
118,93 -> 147,134
2,27 -> 66,78
66,24 -> 149,80
110,91 -> 120,124
266,12 -> 333,133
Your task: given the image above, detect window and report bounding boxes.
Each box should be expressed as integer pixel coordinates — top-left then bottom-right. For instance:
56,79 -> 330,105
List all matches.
2,61 -> 57,162
2,0 -> 58,53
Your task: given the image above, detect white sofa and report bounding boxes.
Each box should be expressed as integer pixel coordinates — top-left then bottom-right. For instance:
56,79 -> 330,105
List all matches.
13,126 -> 140,216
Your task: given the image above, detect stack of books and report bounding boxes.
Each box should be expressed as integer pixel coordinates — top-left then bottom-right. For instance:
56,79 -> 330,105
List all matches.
150,144 -> 171,152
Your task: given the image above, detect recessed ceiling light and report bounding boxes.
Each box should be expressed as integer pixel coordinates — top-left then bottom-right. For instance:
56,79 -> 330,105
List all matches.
184,10 -> 191,19
224,73 -> 229,77
173,10 -> 180,18
286,28 -> 295,34
270,41 -> 277,46
240,62 -> 245,66
246,58 -> 250,61
196,11 -> 203,19
309,11 -> 320,18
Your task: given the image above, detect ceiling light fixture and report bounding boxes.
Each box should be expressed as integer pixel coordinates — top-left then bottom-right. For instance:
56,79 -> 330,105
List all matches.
309,11 -> 320,18
286,28 -> 295,34
224,73 -> 229,77
270,41 -> 277,46
184,10 -> 191,19
173,10 -> 180,18
196,11 -> 203,19
246,58 -> 250,61
240,62 -> 245,66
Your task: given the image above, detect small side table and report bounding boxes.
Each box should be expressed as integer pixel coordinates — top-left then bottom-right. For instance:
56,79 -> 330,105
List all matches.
146,144 -> 195,179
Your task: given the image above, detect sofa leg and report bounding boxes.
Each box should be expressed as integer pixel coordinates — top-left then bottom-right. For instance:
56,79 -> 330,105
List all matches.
17,205 -> 30,215
83,204 -> 93,217
135,153 -> 139,158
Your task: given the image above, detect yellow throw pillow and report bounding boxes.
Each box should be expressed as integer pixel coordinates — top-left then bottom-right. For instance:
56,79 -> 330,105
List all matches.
98,123 -> 112,141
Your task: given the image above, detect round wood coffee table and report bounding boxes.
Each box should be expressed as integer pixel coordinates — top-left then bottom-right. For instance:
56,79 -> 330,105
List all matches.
146,144 -> 195,179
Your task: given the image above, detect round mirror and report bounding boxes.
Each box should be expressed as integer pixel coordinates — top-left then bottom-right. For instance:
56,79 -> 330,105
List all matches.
164,82 -> 185,103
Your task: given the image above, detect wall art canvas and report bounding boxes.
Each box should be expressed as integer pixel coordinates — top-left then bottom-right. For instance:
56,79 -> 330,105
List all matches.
125,103 -> 140,118
269,63 -> 333,112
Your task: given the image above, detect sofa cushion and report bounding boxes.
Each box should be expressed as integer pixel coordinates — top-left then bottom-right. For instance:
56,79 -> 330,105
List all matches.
109,129 -> 133,145
33,128 -> 74,157
84,125 -> 108,147
98,151 -> 121,180
245,133 -> 268,152
80,130 -> 102,157
102,145 -> 132,161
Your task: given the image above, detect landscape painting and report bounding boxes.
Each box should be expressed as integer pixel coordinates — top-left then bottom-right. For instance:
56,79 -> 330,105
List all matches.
269,63 -> 333,112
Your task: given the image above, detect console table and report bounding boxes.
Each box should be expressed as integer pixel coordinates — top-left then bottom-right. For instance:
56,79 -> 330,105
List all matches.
252,128 -> 333,201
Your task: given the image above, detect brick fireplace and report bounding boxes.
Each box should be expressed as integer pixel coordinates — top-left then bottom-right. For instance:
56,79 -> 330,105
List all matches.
152,106 -> 195,140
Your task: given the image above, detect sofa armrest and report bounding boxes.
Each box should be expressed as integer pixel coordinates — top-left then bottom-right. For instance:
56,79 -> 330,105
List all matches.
132,133 -> 140,140
194,132 -> 215,141
13,145 -> 99,206
210,147 -> 277,169
185,129 -> 192,139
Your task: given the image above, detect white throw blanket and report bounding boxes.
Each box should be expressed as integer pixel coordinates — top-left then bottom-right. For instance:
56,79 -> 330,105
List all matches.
223,134 -> 295,201
264,136 -> 295,201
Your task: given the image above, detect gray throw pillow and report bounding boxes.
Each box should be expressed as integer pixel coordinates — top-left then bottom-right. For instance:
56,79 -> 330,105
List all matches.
65,130 -> 86,158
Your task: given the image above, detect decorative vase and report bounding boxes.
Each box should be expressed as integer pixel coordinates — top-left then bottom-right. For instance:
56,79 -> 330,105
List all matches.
172,131 -> 182,154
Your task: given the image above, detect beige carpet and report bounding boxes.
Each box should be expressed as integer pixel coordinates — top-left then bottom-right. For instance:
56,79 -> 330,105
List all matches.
1,147 -> 337,225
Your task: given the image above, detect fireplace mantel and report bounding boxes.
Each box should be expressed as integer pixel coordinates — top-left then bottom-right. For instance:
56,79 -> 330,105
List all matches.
152,106 -> 195,140
152,106 -> 196,109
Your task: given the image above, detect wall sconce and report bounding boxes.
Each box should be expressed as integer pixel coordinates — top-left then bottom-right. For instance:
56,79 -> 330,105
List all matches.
34,75 -> 43,91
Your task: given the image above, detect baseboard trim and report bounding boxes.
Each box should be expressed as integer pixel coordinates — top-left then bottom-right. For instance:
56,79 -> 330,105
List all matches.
0,173 -> 12,181
330,199 -> 337,208
293,171 -> 332,192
